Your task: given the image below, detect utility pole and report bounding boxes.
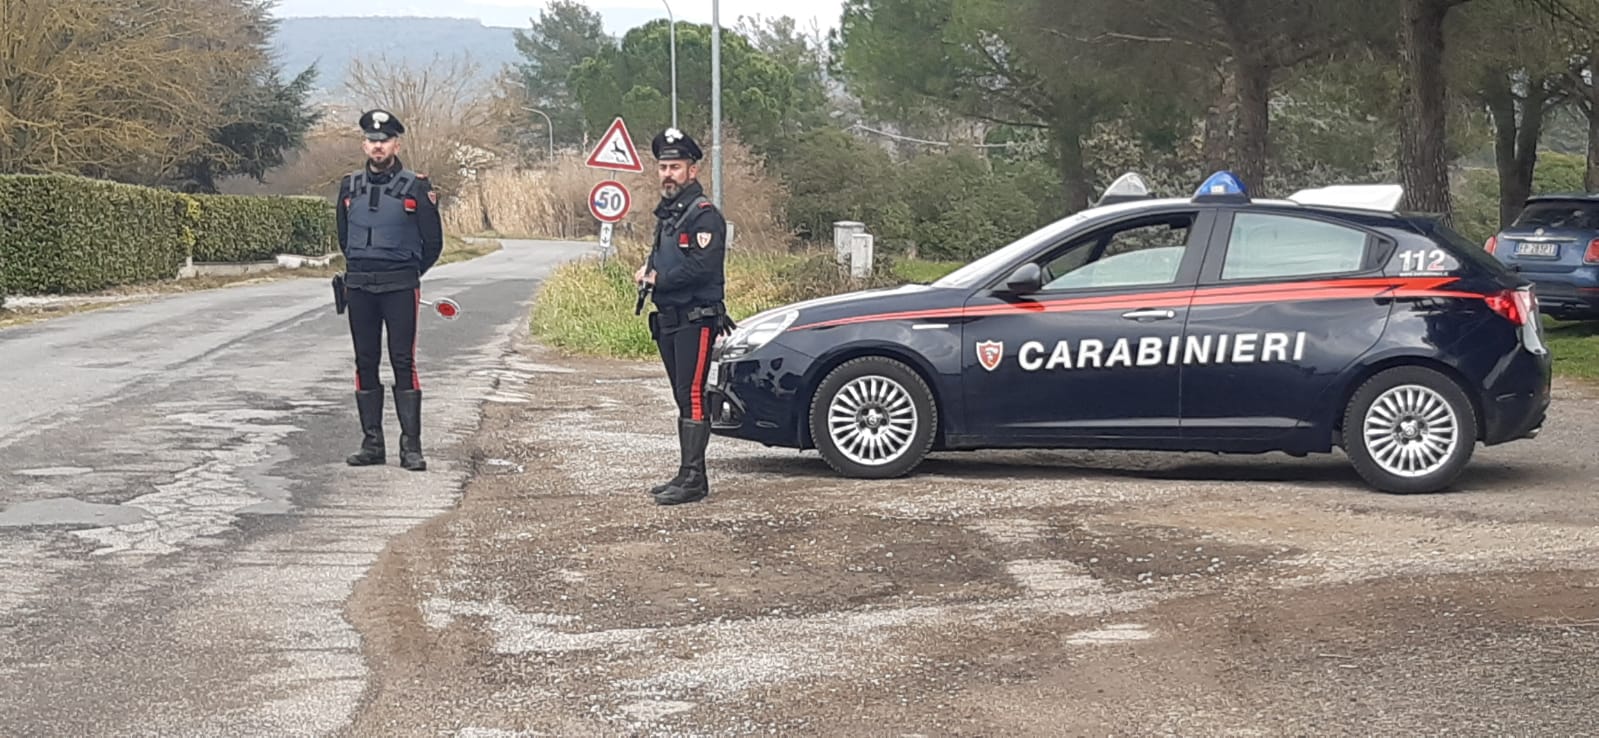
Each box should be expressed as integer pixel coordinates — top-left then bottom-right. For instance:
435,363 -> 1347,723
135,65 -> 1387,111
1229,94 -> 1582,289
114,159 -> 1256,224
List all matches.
711,0 -> 723,208
662,0 -> 677,128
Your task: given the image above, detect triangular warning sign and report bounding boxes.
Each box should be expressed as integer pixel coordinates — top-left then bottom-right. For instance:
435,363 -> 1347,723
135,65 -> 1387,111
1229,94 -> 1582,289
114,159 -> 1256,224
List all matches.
585,118 -> 644,173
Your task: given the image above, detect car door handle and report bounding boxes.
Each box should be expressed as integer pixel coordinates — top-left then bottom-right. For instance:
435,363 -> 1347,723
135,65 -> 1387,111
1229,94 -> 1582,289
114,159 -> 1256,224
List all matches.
1122,308 -> 1177,321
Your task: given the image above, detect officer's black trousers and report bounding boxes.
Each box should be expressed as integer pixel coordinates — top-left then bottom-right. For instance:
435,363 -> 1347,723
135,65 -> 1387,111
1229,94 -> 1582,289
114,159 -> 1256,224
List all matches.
655,318 -> 717,421
348,287 -> 420,391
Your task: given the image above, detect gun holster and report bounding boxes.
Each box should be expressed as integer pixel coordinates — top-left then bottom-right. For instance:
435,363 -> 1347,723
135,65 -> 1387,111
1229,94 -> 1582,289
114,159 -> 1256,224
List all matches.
332,273 -> 347,315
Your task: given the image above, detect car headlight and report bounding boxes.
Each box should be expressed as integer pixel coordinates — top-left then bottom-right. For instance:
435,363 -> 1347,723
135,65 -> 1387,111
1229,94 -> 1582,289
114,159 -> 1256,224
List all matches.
720,309 -> 798,359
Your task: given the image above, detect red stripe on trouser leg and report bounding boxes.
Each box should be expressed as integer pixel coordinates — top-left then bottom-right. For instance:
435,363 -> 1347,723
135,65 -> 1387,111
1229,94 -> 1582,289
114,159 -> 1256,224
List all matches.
355,371 -> 363,391
412,288 -> 422,390
690,327 -> 711,421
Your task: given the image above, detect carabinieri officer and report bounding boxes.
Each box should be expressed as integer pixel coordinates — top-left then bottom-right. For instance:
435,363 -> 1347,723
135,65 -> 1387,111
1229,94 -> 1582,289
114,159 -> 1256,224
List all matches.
635,127 -> 732,505
336,109 -> 443,472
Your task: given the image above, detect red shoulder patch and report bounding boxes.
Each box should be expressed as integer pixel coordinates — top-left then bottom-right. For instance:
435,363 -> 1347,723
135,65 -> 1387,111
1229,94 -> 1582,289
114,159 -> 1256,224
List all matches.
415,172 -> 428,179
698,202 -> 713,208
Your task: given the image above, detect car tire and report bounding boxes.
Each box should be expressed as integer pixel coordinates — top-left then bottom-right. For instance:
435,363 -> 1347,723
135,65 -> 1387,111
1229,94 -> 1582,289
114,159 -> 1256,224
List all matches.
1342,366 -> 1477,494
808,356 -> 938,479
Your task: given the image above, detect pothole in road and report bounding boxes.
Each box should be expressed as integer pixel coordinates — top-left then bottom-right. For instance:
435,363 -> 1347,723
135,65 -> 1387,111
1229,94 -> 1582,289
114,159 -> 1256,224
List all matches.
14,466 -> 95,478
0,498 -> 148,528
477,458 -> 526,475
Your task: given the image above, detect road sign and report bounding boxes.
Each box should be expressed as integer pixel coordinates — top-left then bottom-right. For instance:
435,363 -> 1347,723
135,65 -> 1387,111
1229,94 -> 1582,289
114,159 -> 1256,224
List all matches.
585,117 -> 643,173
589,180 -> 631,223
599,222 -> 614,252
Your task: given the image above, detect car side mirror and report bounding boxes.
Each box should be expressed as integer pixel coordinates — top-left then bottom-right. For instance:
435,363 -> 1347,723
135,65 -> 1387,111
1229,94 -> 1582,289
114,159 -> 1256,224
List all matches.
999,263 -> 1043,295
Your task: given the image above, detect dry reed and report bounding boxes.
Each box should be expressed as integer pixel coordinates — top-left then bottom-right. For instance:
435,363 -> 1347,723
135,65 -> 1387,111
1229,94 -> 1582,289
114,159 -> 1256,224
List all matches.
444,133 -> 795,253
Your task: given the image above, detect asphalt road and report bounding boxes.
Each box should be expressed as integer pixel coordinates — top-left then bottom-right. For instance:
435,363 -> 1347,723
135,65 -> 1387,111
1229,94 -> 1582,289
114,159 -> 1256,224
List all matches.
0,239 -> 592,736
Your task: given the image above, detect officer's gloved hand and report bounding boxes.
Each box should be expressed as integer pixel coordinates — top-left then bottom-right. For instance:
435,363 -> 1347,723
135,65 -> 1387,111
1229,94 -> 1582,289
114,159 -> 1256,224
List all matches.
717,314 -> 738,338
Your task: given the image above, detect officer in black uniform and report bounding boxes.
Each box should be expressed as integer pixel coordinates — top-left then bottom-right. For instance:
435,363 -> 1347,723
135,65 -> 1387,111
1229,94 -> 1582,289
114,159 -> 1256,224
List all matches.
636,127 -> 732,506
335,109 -> 444,472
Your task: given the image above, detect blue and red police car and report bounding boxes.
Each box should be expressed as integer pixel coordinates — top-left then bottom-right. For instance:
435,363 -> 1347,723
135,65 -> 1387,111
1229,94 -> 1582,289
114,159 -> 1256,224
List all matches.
705,172 -> 1552,494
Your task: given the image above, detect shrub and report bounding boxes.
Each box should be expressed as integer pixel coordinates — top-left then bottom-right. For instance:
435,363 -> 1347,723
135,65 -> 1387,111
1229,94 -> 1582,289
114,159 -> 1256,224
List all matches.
0,174 -> 338,296
0,174 -> 190,294
190,194 -> 335,262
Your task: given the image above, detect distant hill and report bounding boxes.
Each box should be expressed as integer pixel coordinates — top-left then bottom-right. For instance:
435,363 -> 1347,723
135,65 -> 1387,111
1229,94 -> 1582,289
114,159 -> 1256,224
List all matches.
270,17 -> 523,96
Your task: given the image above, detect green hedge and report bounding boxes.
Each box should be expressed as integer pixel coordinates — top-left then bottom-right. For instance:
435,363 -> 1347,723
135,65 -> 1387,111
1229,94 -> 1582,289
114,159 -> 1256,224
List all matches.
191,194 -> 337,262
0,174 -> 336,297
0,175 -> 191,295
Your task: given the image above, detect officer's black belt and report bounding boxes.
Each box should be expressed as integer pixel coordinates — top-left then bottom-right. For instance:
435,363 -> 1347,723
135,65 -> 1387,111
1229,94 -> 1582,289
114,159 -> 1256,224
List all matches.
653,303 -> 726,336
344,268 -> 420,293
656,303 -> 725,324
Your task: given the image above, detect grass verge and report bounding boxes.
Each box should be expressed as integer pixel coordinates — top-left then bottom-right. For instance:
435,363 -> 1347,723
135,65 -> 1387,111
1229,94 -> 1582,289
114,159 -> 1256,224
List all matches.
1543,318 -> 1599,383
530,246 -> 965,360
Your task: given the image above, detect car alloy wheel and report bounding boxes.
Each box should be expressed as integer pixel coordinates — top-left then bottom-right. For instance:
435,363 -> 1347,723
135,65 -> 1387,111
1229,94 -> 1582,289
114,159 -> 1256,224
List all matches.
1361,385 -> 1459,479
809,356 -> 938,479
1343,366 -> 1476,495
827,375 -> 919,467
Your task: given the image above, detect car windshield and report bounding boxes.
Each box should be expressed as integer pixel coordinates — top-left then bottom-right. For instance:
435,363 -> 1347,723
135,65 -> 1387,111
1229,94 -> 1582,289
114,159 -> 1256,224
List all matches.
931,199 -> 1183,289
1512,201 -> 1599,230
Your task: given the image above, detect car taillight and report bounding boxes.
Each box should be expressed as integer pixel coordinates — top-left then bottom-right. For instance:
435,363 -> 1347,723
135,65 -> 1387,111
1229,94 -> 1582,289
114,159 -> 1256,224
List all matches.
1585,238 -> 1599,264
1484,290 -> 1526,326
1485,235 -> 1498,254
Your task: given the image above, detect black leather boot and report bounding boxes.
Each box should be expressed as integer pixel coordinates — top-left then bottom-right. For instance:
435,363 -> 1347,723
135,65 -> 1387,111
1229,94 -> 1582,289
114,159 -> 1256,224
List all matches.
655,418 -> 709,505
648,462 -> 687,496
347,387 -> 386,466
393,387 -> 426,472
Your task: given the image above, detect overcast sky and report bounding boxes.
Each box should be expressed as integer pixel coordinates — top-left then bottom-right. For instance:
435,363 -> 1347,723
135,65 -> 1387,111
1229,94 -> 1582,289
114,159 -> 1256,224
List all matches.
271,0 -> 845,35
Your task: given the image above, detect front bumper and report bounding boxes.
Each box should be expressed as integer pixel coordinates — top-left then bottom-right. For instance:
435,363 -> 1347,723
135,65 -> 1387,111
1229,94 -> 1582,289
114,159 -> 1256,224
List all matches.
703,344 -> 812,449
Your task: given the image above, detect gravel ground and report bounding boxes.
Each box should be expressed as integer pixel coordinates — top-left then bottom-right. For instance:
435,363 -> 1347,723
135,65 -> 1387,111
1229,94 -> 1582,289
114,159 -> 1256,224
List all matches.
341,334 -> 1599,737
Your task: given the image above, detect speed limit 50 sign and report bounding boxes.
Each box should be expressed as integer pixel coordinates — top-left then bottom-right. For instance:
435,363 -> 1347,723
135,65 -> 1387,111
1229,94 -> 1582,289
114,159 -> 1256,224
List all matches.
589,180 -> 631,223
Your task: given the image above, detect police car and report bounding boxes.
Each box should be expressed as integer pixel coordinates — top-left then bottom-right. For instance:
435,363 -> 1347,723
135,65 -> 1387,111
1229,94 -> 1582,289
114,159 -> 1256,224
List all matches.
705,172 -> 1552,494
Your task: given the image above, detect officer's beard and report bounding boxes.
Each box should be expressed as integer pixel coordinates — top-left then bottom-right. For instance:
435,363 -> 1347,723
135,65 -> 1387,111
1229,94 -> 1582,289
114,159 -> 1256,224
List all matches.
661,176 -> 692,200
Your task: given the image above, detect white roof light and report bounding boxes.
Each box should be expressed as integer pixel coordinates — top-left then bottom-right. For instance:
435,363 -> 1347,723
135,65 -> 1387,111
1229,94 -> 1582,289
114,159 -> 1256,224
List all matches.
1288,184 -> 1405,212
1096,172 -> 1152,205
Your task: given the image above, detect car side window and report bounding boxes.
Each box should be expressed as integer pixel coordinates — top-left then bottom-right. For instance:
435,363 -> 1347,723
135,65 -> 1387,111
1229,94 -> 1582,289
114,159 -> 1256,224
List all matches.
1221,213 -> 1370,281
1039,213 -> 1195,291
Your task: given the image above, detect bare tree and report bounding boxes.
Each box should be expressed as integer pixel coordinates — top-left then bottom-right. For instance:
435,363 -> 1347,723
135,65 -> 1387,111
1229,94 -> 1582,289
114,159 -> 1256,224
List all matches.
0,0 -> 267,183
342,53 -> 502,196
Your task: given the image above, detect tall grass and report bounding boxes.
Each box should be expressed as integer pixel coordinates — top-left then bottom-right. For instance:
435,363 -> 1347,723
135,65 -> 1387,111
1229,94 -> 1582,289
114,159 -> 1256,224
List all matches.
444,134 -> 794,252
532,232 -> 959,360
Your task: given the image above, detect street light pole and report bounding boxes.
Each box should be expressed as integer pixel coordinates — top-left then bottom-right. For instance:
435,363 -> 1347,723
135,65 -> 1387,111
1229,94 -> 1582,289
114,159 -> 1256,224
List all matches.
522,106 -> 554,162
711,0 -> 722,208
662,0 -> 677,129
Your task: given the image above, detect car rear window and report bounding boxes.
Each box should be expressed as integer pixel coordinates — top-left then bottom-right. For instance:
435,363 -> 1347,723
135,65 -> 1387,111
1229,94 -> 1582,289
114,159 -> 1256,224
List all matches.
1421,219 -> 1515,278
1512,201 -> 1599,229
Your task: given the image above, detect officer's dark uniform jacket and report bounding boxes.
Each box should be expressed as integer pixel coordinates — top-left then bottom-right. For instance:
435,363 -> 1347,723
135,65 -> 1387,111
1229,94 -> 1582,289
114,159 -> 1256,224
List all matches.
648,180 -> 726,326
336,160 -> 444,292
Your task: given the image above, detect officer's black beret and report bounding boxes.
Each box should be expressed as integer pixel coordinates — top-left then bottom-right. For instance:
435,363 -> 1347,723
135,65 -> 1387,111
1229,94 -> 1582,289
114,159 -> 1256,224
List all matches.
358,109 -> 405,141
652,128 -> 703,162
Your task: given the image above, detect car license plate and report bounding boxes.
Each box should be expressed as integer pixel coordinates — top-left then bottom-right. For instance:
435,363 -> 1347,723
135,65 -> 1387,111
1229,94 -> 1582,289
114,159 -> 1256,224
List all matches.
706,361 -> 721,386
1515,241 -> 1560,258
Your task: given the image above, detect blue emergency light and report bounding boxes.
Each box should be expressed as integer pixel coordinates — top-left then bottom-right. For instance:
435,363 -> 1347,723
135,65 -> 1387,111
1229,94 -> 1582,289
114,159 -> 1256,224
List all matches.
1193,171 -> 1250,203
